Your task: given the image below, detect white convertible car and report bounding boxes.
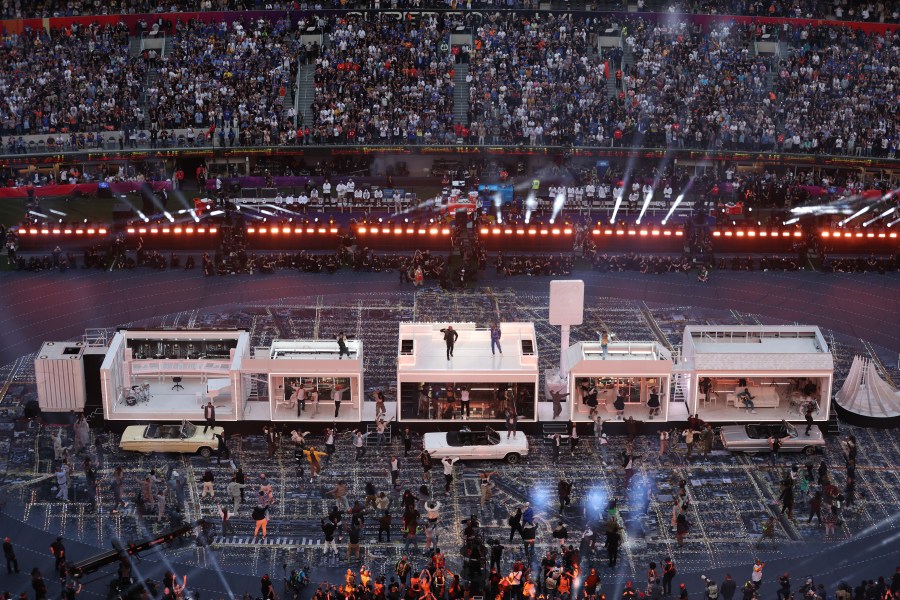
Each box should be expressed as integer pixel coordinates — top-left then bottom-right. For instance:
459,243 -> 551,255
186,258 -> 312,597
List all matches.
720,420 -> 825,455
423,427 -> 529,463
120,420 -> 223,457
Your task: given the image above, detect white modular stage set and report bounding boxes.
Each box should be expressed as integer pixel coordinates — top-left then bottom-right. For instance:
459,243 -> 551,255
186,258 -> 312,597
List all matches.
679,325 -> 834,423
396,322 -> 539,423
93,330 -> 364,423
31,291 -> 838,427
562,341 -> 675,423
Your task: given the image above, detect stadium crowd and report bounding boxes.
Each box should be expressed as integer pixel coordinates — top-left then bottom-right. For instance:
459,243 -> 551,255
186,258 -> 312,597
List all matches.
145,17 -> 300,147
310,13 -> 457,145
0,22 -> 145,136
466,12 -> 611,146
0,14 -> 896,156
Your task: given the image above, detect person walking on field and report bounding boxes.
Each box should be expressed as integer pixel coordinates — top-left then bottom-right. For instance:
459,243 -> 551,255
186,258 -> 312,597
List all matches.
252,503 -> 269,542
662,558 -> 676,595
442,456 -> 459,495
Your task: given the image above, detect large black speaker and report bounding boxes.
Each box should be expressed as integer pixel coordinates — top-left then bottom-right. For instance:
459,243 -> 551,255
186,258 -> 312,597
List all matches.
24,400 -> 41,419
454,210 -> 468,228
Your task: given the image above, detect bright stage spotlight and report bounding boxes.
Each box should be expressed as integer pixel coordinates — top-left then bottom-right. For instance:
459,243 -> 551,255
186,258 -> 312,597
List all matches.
524,192 -> 538,224
163,211 -> 175,223
549,193 -> 566,224
610,185 -> 624,224
493,193 -> 503,224
661,194 -> 684,225
839,205 -> 870,227
636,190 -> 654,225
783,217 -> 800,225
863,206 -> 897,227
888,216 -> 900,227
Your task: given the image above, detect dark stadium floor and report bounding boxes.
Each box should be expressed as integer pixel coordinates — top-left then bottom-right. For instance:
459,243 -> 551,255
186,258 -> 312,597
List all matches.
0,268 -> 897,368
0,269 -> 899,599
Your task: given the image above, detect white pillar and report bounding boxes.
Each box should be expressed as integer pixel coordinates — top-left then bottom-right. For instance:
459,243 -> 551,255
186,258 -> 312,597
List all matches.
559,324 -> 570,378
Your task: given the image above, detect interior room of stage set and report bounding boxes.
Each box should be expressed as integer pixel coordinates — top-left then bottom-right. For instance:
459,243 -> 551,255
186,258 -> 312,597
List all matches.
270,375 -> 358,421
100,329 -> 249,422
694,374 -> 830,420
397,381 -> 537,421
682,325 -> 834,423
561,341 -> 674,422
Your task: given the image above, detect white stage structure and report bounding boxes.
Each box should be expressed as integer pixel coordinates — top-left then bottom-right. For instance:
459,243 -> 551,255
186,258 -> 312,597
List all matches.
681,325 -> 834,423
835,355 -> 900,423
396,322 -> 538,423
100,330 -> 250,422
100,330 -> 364,423
563,341 -> 673,422
241,339 -> 363,423
35,342 -> 89,413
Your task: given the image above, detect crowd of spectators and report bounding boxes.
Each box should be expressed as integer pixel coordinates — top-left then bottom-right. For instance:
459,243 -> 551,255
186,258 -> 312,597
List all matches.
0,22 -> 145,136
310,14 -> 457,145
146,18 -> 301,148
618,20 -> 778,151
466,13 -> 611,146
772,25 -> 899,157
0,13 -> 897,157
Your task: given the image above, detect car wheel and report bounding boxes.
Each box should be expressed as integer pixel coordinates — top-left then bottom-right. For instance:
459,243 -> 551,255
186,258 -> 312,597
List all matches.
505,453 -> 521,464
803,446 -> 817,456
198,447 -> 212,458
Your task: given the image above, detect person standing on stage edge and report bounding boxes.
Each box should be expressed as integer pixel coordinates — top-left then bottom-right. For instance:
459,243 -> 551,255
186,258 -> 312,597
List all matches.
337,332 -> 351,359
204,401 -> 216,433
490,323 -> 502,355
441,326 -> 459,361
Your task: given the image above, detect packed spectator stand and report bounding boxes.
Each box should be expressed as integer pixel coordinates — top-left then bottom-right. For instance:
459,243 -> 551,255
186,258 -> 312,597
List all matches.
310,13 -> 457,145
0,10 -> 896,157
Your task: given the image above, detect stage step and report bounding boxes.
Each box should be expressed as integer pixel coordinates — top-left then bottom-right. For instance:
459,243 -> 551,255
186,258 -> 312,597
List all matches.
541,422 -> 568,445
824,412 -> 841,435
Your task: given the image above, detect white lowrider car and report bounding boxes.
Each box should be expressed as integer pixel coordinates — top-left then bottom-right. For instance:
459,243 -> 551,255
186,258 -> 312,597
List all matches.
423,427 -> 529,463
120,420 -> 223,457
720,420 -> 825,455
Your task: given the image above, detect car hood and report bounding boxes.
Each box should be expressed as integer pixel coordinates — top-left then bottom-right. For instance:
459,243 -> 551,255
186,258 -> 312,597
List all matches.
719,425 -> 750,443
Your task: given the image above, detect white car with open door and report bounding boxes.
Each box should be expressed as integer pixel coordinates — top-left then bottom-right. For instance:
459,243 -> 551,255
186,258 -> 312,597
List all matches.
119,420 -> 222,457
423,426 -> 529,463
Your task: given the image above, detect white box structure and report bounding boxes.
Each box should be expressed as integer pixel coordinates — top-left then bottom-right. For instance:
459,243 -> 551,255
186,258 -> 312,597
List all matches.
681,326 -> 834,423
35,342 -> 87,413
100,330 -> 249,422
100,330 -> 364,423
240,339 -> 363,423
396,322 -> 539,423
562,341 -> 674,422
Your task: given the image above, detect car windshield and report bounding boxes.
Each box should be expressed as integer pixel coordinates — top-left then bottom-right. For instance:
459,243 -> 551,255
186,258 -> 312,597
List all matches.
181,421 -> 197,438
486,427 -> 500,445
